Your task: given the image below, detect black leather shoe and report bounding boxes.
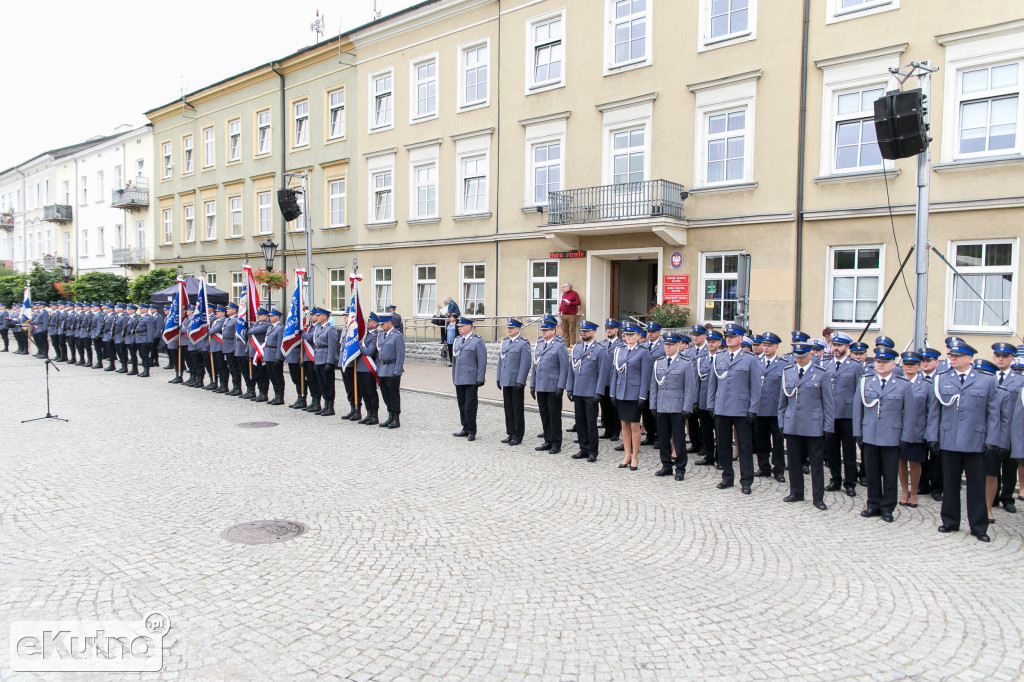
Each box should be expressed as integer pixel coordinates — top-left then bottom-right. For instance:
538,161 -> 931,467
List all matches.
741,485 -> 751,495
972,532 -> 991,543
695,457 -> 715,466
566,425 -> 577,433
825,480 -> 841,492
549,447 -> 560,455
716,482 -> 733,490
860,509 -> 881,518
453,430 -> 468,437
937,525 -> 959,533
535,443 -> 551,451
931,492 -> 943,501
363,414 -> 379,425
501,436 -> 512,444
587,455 -> 597,463
227,388 -> 242,397
755,470 -> 772,478
536,433 -> 544,439
858,476 -> 867,487
845,486 -> 857,497
802,465 -> 810,475
674,470 -> 685,481
1003,501 -> 1017,514
508,438 -> 522,446
813,502 -> 827,511
774,474 -> 786,483
654,466 -> 673,477
467,434 -> 476,441
168,376 -> 183,384
686,444 -> 700,453
881,512 -> 894,522
599,432 -> 614,440
571,452 -> 587,459
614,444 -> 624,452
783,494 -> 803,503
268,396 -> 284,406
640,437 -> 657,446
387,416 -> 400,429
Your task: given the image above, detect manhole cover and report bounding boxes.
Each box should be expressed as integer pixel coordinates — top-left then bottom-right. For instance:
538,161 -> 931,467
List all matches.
236,421 -> 279,429
221,520 -> 306,544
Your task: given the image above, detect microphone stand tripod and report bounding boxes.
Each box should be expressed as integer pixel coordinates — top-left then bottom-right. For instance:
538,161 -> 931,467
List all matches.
22,358 -> 68,423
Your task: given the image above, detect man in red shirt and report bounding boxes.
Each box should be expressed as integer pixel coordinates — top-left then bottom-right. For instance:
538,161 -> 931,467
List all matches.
557,282 -> 582,348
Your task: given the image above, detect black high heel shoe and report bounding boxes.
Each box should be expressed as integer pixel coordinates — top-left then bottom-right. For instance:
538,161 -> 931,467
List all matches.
618,462 -> 629,469
629,465 -> 638,471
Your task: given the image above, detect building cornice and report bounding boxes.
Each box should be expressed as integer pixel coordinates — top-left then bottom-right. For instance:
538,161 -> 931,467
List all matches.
687,70 -> 762,94
518,111 -> 571,127
814,43 -> 908,70
351,0 -> 495,49
936,18 -> 1024,46
363,147 -> 398,159
595,93 -> 658,113
450,127 -> 495,142
404,138 -> 443,151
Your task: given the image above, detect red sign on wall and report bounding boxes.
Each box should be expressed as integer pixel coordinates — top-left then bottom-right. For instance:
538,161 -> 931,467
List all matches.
663,274 -> 690,305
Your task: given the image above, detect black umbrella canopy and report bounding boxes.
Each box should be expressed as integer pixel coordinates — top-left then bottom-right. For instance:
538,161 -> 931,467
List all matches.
150,275 -> 230,305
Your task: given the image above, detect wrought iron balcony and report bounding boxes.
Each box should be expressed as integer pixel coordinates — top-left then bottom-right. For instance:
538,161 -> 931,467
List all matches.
112,247 -> 147,268
545,180 -> 687,226
111,185 -> 149,210
0,213 -> 12,231
42,256 -> 58,270
43,204 -> 73,223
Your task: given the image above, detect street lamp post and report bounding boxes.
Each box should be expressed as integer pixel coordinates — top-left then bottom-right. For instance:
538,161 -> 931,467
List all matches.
260,238 -> 278,271
60,259 -> 73,281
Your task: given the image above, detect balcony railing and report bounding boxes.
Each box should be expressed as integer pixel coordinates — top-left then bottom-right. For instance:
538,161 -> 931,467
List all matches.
43,204 -> 73,223
545,179 -> 687,226
111,185 -> 149,210
112,247 -> 147,267
0,213 -> 12,231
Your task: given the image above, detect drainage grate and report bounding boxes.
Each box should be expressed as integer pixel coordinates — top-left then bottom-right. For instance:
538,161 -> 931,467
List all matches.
236,421 -> 279,429
221,520 -> 307,544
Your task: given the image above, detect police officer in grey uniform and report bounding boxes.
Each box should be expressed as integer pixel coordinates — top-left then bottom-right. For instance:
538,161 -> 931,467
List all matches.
708,323 -> 763,494
925,341 -> 1002,542
754,332 -> 789,482
990,342 -> 1023,515
88,302 -> 104,368
302,307 -> 338,416
387,304 -> 403,334
234,307 -> 256,399
825,331 -> 863,496
780,342 -> 835,510
207,306 -> 226,391
101,302 -> 115,370
567,320 -> 609,463
264,309 -> 286,405
248,308 -> 270,401
650,332 -> 698,480
47,301 -> 61,360
640,322 -> 665,447
124,304 -> 139,373
353,313 -> 380,424
853,346 -> 918,522
496,318 -> 531,446
137,303 -> 158,378
151,305 -> 165,369
683,326 -> 709,456
451,317 -> 487,441
376,311 -> 405,428
598,319 -> 624,440
532,318 -> 570,454
63,303 -> 78,362
222,303 -> 239,393
32,301 -> 50,359
0,302 -> 9,352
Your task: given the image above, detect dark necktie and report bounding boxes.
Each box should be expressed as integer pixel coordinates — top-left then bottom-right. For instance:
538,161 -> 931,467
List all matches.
835,360 -> 841,372
798,367 -> 804,380
880,378 -> 887,391
999,372 -> 1005,386
959,373 -> 965,385
667,357 -> 672,369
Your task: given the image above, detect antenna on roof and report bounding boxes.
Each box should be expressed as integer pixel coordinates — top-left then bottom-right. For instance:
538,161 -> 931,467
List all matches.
373,0 -> 382,20
179,75 -> 197,120
310,9 -> 325,43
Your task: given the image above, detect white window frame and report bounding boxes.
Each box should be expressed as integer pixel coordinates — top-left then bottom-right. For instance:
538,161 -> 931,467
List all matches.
698,0 -> 758,52
372,172 -> 393,223
136,220 -> 145,249
701,108 -> 749,186
62,180 -> 70,204
410,53 -> 439,122
182,135 -> 194,174
461,156 -> 488,214
689,74 -> 758,189
825,0 -> 899,24
112,167 -> 121,192
228,195 -> 242,237
182,205 -> 194,243
945,238 -> 1018,335
328,268 -> 347,313
230,271 -> 244,302
81,229 -> 88,257
373,266 -> 393,312
329,179 -> 347,228
96,171 -> 104,202
522,113 -> 569,207
206,273 -> 217,287
831,85 -> 887,173
531,140 -> 563,206
294,99 -> 309,148
412,163 -> 438,219
460,262 -> 486,317
203,127 -> 215,168
952,61 -> 1022,160
115,224 -> 124,249
256,110 -> 271,156
97,227 -> 104,255
599,104 -> 652,186
369,69 -> 394,132
414,264 -> 437,317
527,10 -> 565,93
825,244 -> 885,330
366,152 -> 396,226
161,142 -> 172,179
529,259 -> 560,316
610,127 -> 646,185
228,119 -> 241,162
257,191 -> 272,235
698,251 -> 744,326
604,0 -> 651,75
204,200 -> 216,240
455,133 -> 491,216
327,88 -> 346,140
80,176 -> 88,204
458,39 -> 490,110
162,208 -> 172,244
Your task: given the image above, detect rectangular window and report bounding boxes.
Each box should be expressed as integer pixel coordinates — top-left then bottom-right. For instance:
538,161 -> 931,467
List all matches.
64,233 -> 70,259
294,100 -> 309,147
229,196 -> 242,237
113,166 -> 122,191
828,246 -> 882,327
96,171 -> 104,201
80,176 -> 88,204
530,260 -> 559,315
162,209 -> 172,244
328,89 -> 345,139
329,268 -> 347,313
136,220 -> 145,249
115,224 -> 124,249
462,157 -> 487,213
203,127 -> 215,167
949,240 -> 1017,332
183,205 -> 194,243
97,227 -> 105,254
257,191 -> 272,234
462,44 -> 489,106
532,141 -> 562,204
373,171 -> 393,222
414,164 -> 437,218
836,0 -> 893,15
329,180 -> 346,227
413,58 -> 438,119
957,62 -> 1020,157
611,0 -> 647,67
81,229 -> 88,256
204,200 -> 216,240
162,142 -> 172,178
612,127 -> 645,184
257,110 -> 271,155
62,180 -> 70,204
461,263 -> 486,316
701,252 -> 741,324
709,0 -> 749,41
228,119 -> 241,162
182,135 -> 194,174
372,71 -> 393,129
415,265 -> 437,316
705,109 -> 746,184
231,271 -> 244,302
374,267 -> 392,312
531,15 -> 563,87
136,159 -> 144,178
834,86 -> 885,171
206,273 -> 217,287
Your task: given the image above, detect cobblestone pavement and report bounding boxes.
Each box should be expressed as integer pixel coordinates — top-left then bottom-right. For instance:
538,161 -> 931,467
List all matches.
3,352 -> 1024,681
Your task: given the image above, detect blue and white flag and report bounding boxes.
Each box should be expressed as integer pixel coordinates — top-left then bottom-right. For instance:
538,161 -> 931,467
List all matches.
281,269 -> 305,356
188,276 -> 209,342
162,278 -> 186,344
341,273 -> 375,377
235,284 -> 248,337
20,283 -> 31,321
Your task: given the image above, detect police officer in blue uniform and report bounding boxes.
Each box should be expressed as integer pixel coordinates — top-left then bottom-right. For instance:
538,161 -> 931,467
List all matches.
649,332 -> 698,480
264,309 -> 286,405
353,312 -> 381,423
532,318 -> 569,454
897,351 -> 931,508
598,319 -> 624,441
825,331 -> 863,497
708,323 -> 762,494
780,342 -> 835,510
754,331 -> 788,482
640,322 -> 665,447
567,320 -> 609,462
684,325 -> 710,455
100,302 -> 115,371
376,312 -> 405,428
609,323 -> 652,470
497,318 -> 531,446
925,341 -> 1002,542
207,306 -> 226,391
302,307 -> 338,416
990,342 -> 1023,515
0,302 -> 9,352
915,346 -> 944,500
451,317 -> 487,441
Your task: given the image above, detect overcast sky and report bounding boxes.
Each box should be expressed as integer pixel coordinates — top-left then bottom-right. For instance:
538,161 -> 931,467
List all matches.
0,0 -> 421,171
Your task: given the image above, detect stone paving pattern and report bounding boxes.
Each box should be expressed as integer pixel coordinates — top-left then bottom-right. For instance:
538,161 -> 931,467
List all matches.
2,352 -> 1023,680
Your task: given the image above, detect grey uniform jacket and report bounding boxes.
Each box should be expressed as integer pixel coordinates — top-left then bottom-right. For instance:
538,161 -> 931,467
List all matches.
778,363 -> 835,437
78,311 -> 92,338
452,333 -> 487,385
137,314 -> 157,345
302,323 -> 338,366
852,374 -> 918,447
609,345 -> 652,402
89,311 -> 103,338
992,371 -> 1024,450
530,337 -> 569,392
566,341 -> 610,398
649,354 -> 698,415
222,315 -> 237,350
903,374 -> 932,444
826,357 -> 864,420
0,309 -> 8,330
101,313 -> 114,341
708,350 -> 762,417
390,312 -> 403,334
248,320 -> 269,359
1011,387 -> 1024,460
356,328 -> 378,373
209,317 -> 225,353
124,315 -> 140,343
925,369 -> 1001,453
32,308 -> 49,334
48,309 -> 60,335
113,313 -> 127,343
696,352 -> 716,411
263,322 -> 283,363
645,338 -> 666,362
234,319 -> 249,358
496,335 -> 531,388
376,329 -> 405,377
756,356 -> 790,417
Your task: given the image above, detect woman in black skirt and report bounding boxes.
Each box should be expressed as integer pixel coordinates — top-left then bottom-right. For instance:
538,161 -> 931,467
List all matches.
609,324 -> 652,470
898,351 -> 928,507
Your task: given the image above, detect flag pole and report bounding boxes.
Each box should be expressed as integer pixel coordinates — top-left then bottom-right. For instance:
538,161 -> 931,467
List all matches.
201,266 -> 214,384
351,262 -> 358,413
